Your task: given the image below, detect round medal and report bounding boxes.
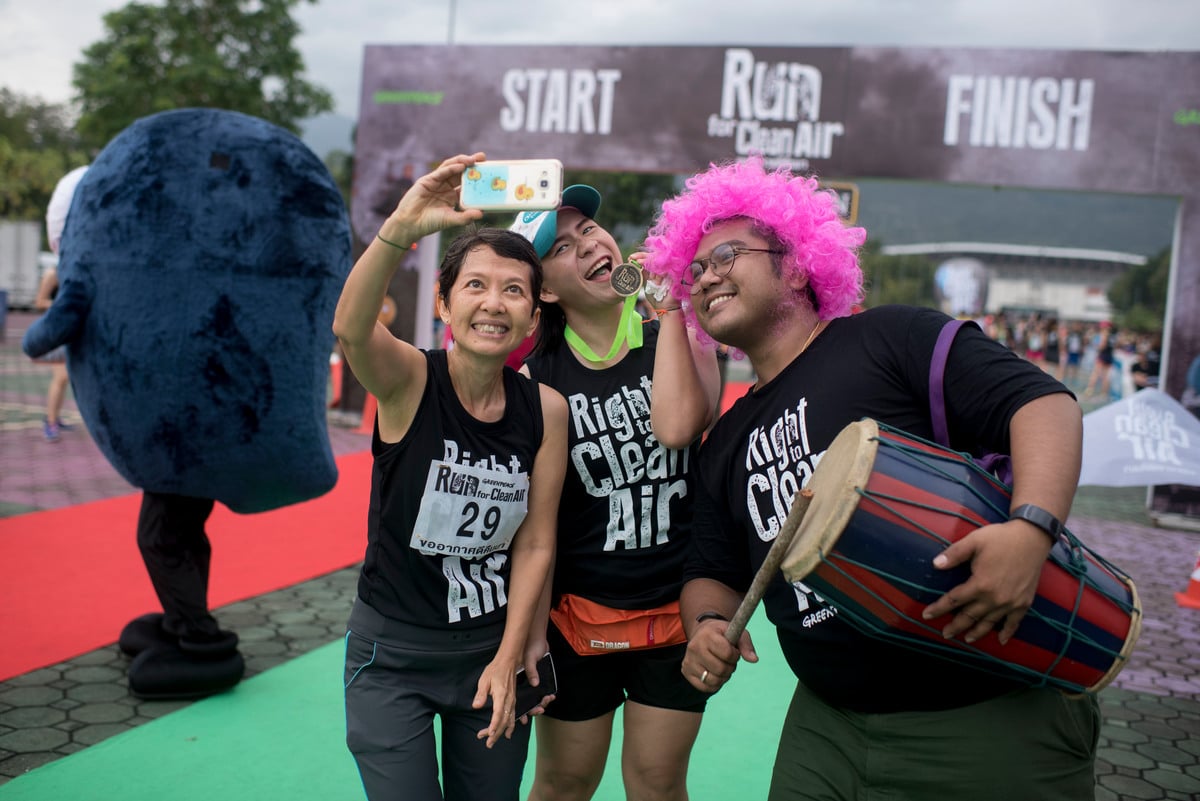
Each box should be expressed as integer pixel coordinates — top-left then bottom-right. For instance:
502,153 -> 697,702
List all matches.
610,262 -> 644,297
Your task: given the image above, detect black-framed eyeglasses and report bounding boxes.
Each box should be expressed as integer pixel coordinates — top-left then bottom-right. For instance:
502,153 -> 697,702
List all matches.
680,243 -> 785,293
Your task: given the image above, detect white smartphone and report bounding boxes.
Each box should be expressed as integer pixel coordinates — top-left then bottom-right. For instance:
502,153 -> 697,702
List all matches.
459,159 -> 563,212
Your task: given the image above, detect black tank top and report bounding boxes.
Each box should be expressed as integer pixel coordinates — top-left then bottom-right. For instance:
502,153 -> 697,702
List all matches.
356,350 -> 544,629
525,321 -> 699,609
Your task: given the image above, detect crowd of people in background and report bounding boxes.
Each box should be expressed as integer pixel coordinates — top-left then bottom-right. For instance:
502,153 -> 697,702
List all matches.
979,313 -> 1160,401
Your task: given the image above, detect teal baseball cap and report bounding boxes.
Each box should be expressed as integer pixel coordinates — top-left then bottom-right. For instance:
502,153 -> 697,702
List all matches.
509,184 -> 602,258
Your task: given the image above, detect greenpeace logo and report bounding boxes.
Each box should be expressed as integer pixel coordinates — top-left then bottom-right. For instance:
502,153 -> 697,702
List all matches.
374,90 -> 444,105
1175,109 -> 1200,126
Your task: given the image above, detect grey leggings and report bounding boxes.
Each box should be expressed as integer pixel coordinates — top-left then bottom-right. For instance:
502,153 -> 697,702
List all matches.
344,599 -> 532,801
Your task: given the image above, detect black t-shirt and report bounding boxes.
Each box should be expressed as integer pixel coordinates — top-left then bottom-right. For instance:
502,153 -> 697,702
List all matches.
526,321 -> 699,609
356,350 -> 544,629
687,305 -> 1072,712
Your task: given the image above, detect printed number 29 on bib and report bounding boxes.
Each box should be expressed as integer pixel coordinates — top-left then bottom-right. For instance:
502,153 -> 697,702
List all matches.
411,460 -> 530,558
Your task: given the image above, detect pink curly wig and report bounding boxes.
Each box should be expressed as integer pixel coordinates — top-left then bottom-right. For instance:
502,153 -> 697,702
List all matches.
644,156 -> 866,341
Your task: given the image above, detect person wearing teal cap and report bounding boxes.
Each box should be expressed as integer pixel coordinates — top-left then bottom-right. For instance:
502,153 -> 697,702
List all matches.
512,187 -> 721,801
509,184 -> 603,263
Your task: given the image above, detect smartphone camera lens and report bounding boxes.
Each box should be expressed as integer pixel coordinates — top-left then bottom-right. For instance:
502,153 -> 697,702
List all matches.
539,179 -> 550,188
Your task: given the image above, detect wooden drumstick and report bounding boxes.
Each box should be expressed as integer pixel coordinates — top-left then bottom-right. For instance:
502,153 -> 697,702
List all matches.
724,488 -> 815,645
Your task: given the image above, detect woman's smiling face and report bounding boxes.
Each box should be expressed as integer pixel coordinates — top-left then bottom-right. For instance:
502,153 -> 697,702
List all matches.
539,208 -> 625,309
440,244 -> 540,358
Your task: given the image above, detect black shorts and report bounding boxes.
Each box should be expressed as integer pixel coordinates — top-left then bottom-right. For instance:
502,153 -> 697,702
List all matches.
541,621 -> 708,722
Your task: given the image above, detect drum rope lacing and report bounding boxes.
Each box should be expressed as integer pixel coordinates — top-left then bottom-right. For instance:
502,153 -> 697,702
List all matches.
809,425 -> 1138,694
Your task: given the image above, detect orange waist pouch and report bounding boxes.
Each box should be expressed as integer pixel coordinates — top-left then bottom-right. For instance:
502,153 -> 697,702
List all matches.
550,593 -> 686,656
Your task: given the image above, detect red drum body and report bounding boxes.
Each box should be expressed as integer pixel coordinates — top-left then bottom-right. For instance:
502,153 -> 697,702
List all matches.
780,419 -> 1141,694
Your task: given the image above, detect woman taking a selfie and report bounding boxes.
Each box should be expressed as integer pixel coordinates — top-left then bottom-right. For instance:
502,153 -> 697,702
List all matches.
334,153 -> 567,801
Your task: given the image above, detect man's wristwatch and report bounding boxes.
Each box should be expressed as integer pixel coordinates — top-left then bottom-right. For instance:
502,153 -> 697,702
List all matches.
1009,504 -> 1064,544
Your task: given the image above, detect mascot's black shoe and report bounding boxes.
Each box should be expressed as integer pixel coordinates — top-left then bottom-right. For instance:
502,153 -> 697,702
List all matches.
119,614 -> 239,658
118,613 -> 175,657
127,631 -> 245,700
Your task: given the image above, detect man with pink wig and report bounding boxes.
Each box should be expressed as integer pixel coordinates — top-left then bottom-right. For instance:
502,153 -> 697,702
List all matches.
643,157 -> 1094,800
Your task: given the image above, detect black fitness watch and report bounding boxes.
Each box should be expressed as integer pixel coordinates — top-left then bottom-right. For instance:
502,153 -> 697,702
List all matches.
695,611 -> 729,625
1009,504 -> 1064,544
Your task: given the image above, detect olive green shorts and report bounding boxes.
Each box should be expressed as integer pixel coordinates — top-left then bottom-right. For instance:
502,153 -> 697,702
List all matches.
769,681 -> 1099,801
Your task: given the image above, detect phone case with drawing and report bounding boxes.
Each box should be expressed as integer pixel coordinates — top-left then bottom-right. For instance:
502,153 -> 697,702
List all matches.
459,159 -> 563,211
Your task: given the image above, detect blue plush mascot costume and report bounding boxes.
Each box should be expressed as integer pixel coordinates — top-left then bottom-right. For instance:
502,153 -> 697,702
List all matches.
23,108 -> 352,698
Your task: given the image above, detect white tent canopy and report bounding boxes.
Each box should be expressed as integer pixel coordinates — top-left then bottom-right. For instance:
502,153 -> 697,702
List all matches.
1079,389 -> 1200,488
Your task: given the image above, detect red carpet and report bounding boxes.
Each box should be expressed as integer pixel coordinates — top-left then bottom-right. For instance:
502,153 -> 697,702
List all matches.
0,451 -> 372,681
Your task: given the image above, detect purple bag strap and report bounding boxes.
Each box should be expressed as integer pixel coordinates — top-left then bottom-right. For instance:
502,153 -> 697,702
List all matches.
929,319 -> 967,447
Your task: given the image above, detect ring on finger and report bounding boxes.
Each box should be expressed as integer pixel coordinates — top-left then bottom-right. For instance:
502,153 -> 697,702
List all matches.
700,669 -> 709,684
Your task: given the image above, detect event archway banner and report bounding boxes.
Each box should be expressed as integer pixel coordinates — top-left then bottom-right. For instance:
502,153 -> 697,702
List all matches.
354,44 -> 1200,518
354,46 -> 1198,197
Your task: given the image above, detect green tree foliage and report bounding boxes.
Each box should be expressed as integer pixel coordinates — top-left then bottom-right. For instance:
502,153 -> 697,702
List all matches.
1107,247 -> 1170,334
72,0 -> 333,151
0,89 -> 81,151
0,89 -> 87,223
858,240 -> 938,308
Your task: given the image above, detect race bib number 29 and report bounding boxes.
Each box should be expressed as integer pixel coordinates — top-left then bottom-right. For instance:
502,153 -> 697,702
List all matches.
411,460 -> 530,559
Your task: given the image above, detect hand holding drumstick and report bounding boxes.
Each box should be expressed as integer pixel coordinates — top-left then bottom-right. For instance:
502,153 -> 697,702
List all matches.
681,489 -> 815,693
723,488 -> 815,643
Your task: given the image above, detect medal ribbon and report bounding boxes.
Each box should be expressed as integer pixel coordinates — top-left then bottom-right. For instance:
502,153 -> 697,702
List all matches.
563,294 -> 644,362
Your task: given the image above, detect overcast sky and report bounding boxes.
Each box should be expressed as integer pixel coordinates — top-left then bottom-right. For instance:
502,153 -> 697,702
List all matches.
2,0 -> 1198,118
